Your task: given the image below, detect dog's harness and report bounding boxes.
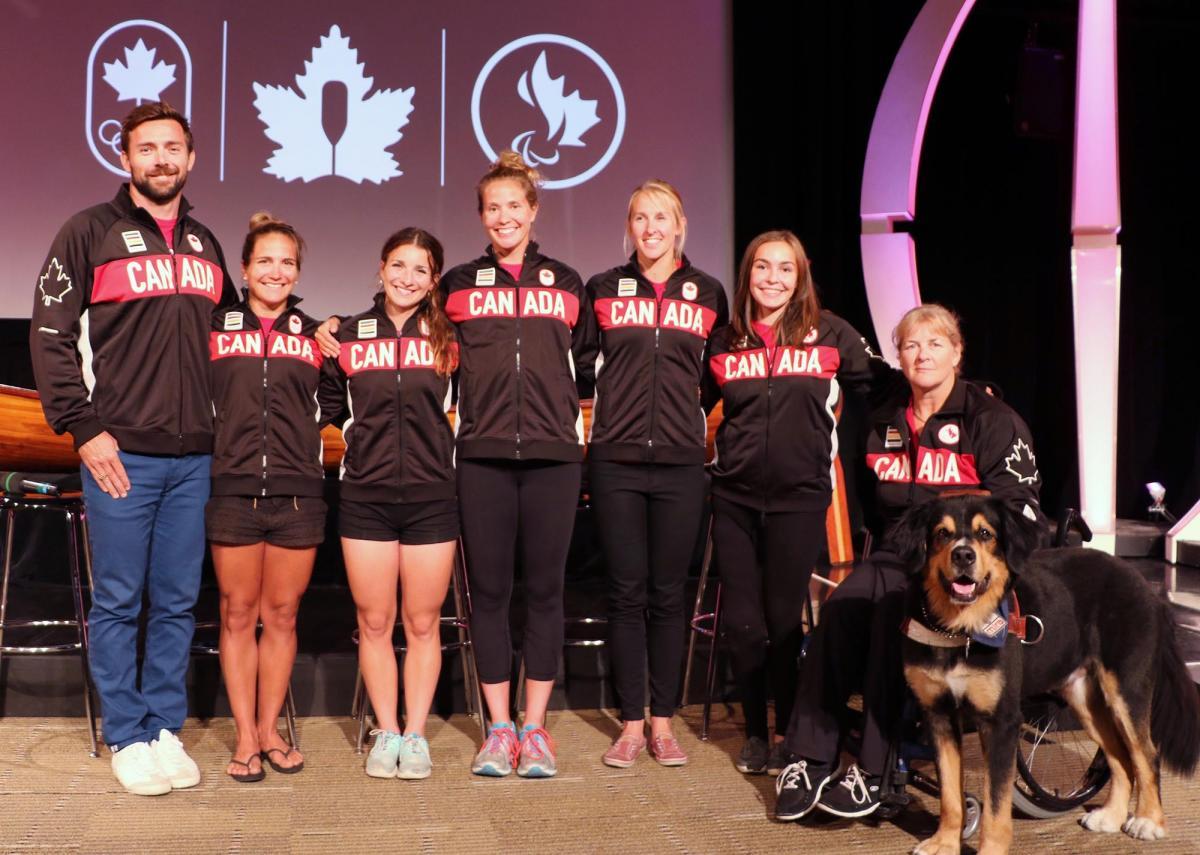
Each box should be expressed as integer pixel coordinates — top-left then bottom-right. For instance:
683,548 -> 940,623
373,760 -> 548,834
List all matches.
902,590 -> 1044,657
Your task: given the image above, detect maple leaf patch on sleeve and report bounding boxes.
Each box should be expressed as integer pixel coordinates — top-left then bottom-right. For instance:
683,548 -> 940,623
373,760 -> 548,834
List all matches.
1004,438 -> 1040,485
38,258 -> 73,307
103,39 -> 176,105
252,25 -> 415,185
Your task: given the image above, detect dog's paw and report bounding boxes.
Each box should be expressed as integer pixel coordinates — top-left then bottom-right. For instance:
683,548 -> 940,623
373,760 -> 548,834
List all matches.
1079,809 -> 1124,834
912,835 -> 961,855
1123,816 -> 1166,840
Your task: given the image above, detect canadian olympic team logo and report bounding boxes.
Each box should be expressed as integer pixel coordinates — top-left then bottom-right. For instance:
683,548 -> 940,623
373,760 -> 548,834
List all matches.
471,34 -> 626,190
85,19 -> 193,177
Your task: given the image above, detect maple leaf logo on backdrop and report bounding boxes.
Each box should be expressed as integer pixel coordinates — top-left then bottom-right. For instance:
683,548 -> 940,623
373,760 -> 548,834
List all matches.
512,51 -> 600,167
252,26 -> 415,184
102,39 -> 176,105
38,258 -> 73,307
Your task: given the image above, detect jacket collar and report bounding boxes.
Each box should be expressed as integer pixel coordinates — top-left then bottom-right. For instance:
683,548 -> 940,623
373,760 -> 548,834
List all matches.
484,241 -> 543,268
620,253 -> 694,283
111,183 -> 193,223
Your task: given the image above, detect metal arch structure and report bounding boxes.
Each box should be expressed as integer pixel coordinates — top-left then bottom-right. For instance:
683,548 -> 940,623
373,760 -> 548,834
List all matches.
859,0 -> 1121,552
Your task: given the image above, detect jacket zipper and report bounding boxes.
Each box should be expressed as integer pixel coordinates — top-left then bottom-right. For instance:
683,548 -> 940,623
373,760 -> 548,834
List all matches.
513,265 -> 523,459
396,320 -> 405,484
260,317 -> 271,496
647,280 -> 664,454
761,341 -> 775,505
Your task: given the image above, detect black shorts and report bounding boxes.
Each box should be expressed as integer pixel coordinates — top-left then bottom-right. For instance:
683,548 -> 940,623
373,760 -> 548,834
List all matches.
338,498 -> 460,545
205,495 -> 327,548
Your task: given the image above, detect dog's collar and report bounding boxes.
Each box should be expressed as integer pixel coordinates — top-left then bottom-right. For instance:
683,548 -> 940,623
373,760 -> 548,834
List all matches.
904,590 -> 1034,650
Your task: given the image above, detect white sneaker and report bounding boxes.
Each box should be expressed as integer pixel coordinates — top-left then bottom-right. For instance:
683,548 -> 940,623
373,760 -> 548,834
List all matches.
111,742 -> 171,796
150,729 -> 201,789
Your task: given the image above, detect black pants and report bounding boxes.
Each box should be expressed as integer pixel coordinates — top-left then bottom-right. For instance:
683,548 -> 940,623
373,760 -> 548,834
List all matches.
782,553 -> 908,775
457,459 -> 582,683
711,495 -> 826,740
589,460 -> 706,721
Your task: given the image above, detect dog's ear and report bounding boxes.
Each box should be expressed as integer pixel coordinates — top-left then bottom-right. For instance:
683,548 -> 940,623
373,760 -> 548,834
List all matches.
891,501 -> 940,573
998,499 -> 1043,574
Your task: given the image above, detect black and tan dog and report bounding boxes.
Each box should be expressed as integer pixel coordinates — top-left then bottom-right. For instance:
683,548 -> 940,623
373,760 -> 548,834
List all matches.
894,494 -> 1200,855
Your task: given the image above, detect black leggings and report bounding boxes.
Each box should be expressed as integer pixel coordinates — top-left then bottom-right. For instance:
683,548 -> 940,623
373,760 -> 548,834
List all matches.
711,495 -> 826,740
589,460 -> 706,721
457,459 -> 582,683
782,553 -> 908,775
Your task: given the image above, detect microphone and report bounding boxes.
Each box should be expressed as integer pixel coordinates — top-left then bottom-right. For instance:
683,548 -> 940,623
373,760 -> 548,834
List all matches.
0,470 -> 66,496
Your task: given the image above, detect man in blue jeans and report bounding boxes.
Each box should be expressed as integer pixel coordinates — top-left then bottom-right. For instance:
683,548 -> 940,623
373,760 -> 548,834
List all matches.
30,102 -> 235,795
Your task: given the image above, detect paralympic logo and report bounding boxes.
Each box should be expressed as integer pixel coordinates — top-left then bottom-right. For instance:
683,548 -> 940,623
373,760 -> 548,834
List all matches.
471,34 -> 626,190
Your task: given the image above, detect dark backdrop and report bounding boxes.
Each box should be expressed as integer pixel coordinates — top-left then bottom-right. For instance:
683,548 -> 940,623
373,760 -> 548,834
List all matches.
733,0 -> 1200,521
4,0 -> 1198,522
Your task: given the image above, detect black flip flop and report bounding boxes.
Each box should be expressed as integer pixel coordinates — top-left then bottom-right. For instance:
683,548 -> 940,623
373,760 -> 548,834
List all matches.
228,756 -> 265,783
261,747 -> 305,774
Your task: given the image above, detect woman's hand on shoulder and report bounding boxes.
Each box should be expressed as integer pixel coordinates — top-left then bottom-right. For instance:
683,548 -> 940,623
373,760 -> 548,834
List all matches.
316,317 -> 342,358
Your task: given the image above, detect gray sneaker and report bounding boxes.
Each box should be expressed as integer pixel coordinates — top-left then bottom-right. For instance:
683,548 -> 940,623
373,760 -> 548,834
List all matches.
365,730 -> 402,778
396,734 -> 432,780
471,723 -> 519,777
516,724 -> 557,778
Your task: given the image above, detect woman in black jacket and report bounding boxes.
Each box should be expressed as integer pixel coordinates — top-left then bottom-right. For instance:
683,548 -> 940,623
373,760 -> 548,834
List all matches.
586,180 -> 727,767
208,213 -> 324,781
706,229 -> 889,777
440,151 -> 597,779
319,228 -> 459,781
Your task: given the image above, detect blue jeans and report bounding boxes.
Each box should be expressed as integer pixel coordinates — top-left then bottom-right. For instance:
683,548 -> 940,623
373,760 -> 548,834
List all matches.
82,451 -> 210,750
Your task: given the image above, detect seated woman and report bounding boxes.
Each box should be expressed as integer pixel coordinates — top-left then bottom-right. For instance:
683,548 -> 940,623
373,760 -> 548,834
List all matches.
774,303 -> 1043,821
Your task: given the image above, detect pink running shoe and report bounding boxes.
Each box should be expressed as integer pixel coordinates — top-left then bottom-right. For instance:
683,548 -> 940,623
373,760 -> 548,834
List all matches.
649,733 -> 688,767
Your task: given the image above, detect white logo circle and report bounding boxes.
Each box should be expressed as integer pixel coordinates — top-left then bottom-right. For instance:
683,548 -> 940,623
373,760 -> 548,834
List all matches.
187,234 -> 203,253
938,424 -> 960,445
682,281 -> 698,301
471,34 -> 626,190
539,268 -> 556,286
804,327 -> 819,344
288,315 -> 302,334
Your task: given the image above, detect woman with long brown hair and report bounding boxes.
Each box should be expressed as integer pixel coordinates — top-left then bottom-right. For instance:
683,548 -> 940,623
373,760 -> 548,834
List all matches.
706,229 -> 888,776
319,227 -> 459,780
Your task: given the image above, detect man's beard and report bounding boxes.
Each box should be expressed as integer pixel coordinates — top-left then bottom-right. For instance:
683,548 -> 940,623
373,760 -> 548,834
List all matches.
132,167 -> 187,205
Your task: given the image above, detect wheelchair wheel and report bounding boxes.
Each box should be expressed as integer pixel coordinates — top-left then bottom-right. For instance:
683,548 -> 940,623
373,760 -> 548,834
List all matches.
1012,694 -> 1110,818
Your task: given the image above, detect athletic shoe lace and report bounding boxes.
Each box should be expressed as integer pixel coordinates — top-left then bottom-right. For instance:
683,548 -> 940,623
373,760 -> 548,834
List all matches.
485,727 -> 520,764
521,727 -> 555,760
837,764 -> 871,805
776,760 -> 812,794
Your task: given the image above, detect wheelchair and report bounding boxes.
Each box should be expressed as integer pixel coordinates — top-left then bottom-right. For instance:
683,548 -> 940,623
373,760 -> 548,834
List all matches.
869,507 -> 1111,836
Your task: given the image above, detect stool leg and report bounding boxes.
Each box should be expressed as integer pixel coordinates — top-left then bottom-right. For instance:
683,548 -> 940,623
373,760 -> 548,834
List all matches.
682,516 -> 715,706
701,582 -> 723,742
450,549 -> 474,719
515,659 -> 526,719
0,507 -> 15,668
353,669 -> 368,754
66,509 -> 99,758
284,683 -> 299,751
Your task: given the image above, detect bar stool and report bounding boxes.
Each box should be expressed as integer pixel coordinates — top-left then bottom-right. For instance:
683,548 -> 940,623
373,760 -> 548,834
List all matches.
350,541 -> 486,751
190,621 -> 301,750
0,492 -> 99,756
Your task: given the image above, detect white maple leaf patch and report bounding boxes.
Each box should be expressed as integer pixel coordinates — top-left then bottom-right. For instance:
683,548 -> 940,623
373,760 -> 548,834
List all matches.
252,25 -> 415,184
103,39 -> 176,105
38,258 -> 73,307
1004,438 -> 1040,485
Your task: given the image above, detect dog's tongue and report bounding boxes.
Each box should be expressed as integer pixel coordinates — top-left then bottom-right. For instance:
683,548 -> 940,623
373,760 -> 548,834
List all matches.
952,580 -> 977,598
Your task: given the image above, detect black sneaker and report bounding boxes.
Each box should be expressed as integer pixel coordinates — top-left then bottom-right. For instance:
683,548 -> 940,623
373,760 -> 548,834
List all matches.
775,758 -> 836,821
766,740 -> 792,776
816,763 -> 882,818
735,736 -> 768,774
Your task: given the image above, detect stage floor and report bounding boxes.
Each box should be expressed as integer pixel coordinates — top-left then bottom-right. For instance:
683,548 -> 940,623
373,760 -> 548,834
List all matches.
1,708 -> 1197,854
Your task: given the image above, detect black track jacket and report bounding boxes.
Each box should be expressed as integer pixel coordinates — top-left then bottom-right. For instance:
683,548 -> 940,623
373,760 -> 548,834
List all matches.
210,297 -> 325,497
865,376 -> 1043,543
442,243 -> 597,462
319,294 -> 456,503
586,256 -> 728,464
30,185 -> 235,454
707,311 -> 890,511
